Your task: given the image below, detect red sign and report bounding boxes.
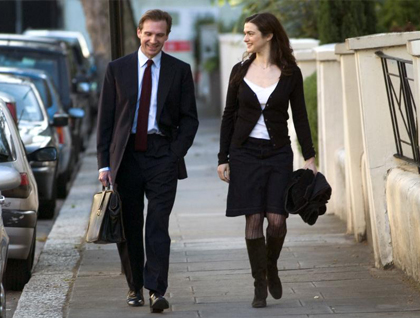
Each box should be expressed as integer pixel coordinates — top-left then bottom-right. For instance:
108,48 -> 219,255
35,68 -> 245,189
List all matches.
164,41 -> 191,52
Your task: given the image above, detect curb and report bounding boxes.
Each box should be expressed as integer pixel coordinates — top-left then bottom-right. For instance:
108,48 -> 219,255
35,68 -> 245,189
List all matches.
12,136 -> 98,318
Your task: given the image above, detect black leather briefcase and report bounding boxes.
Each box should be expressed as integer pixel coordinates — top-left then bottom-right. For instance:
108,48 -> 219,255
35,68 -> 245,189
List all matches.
86,186 -> 125,244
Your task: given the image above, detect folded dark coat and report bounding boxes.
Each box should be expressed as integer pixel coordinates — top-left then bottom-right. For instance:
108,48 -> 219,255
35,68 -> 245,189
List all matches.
284,169 -> 332,225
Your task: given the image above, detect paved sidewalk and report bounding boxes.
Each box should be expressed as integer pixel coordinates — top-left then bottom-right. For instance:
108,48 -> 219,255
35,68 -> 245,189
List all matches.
15,118 -> 420,318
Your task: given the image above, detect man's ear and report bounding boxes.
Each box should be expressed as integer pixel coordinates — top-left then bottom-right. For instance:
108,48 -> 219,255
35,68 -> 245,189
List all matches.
137,28 -> 142,39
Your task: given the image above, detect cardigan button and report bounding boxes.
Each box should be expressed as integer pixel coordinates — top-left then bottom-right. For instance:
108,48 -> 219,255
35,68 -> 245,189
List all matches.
265,119 -> 268,122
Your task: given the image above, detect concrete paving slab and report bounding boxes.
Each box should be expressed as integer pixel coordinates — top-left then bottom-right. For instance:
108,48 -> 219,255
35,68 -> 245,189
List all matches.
173,302 -> 333,315
308,312 -> 420,318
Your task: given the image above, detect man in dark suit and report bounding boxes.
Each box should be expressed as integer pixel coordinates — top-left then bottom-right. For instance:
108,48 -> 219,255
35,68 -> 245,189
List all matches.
97,9 -> 198,313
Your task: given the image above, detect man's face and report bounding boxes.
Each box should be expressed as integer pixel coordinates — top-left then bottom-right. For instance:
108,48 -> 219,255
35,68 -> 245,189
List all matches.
137,20 -> 169,58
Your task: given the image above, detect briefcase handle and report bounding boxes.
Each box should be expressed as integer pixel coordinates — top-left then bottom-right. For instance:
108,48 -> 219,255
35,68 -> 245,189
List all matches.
102,185 -> 113,191
97,185 -> 114,216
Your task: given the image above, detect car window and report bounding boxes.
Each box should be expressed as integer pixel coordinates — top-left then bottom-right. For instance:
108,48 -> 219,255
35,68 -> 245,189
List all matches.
32,78 -> 52,108
48,79 -> 64,112
0,83 -> 43,122
0,51 -> 60,91
0,109 -> 16,162
65,46 -> 78,78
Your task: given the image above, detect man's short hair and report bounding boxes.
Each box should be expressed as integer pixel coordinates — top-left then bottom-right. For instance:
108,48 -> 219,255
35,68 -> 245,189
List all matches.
138,9 -> 172,35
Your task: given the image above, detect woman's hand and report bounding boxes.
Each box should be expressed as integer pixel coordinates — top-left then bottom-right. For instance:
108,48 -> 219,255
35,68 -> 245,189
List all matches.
217,163 -> 230,183
303,157 -> 317,175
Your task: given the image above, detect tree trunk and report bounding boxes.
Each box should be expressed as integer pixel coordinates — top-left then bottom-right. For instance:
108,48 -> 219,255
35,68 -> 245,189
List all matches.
80,0 -> 138,86
80,0 -> 111,87
123,0 -> 138,54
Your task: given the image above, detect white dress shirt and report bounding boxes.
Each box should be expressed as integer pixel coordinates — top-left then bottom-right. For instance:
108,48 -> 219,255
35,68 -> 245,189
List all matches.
244,78 -> 278,140
131,47 -> 162,134
99,47 -> 162,173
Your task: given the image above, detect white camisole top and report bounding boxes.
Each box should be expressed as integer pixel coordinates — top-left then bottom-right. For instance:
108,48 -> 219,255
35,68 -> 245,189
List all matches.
243,78 -> 278,140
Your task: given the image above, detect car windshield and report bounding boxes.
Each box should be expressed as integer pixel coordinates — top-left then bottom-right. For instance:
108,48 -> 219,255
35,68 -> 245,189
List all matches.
0,51 -> 60,90
0,83 -> 43,122
0,109 -> 15,162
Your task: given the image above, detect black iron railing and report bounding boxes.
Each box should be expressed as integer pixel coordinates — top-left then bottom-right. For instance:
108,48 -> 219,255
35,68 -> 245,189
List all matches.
375,51 -> 420,173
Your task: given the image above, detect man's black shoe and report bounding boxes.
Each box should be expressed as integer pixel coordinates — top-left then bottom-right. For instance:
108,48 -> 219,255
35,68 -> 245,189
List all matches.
149,293 -> 169,313
127,289 -> 144,307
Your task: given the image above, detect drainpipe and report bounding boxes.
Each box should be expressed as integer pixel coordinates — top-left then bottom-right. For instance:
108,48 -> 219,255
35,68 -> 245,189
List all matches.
109,0 -> 125,60
15,0 -> 22,34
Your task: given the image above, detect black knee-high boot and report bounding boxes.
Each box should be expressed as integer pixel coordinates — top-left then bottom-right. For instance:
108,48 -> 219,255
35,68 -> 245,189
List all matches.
266,226 -> 287,299
245,237 -> 267,308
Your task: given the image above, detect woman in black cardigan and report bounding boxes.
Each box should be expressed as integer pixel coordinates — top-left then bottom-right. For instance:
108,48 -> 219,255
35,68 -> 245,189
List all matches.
217,12 -> 316,308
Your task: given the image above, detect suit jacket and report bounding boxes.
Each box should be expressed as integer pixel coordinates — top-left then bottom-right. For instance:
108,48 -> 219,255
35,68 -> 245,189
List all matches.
218,61 -> 315,165
97,51 -> 199,182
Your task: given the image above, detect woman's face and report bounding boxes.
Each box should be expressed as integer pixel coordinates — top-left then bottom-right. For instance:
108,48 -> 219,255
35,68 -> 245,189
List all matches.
243,22 -> 271,54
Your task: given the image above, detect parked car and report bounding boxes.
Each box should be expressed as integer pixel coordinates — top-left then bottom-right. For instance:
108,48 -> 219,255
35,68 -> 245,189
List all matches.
0,67 -> 79,197
0,74 -> 64,218
0,165 -> 20,317
0,91 -> 16,123
0,34 -> 91,151
0,99 -> 57,290
23,30 -> 100,114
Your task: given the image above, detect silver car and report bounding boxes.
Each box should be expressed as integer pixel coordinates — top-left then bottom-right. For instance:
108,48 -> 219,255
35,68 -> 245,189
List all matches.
0,74 -> 64,219
0,165 -> 20,317
0,99 -> 56,290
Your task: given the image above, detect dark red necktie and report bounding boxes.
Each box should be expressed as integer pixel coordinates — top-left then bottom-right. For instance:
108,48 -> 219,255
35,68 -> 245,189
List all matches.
135,59 -> 153,151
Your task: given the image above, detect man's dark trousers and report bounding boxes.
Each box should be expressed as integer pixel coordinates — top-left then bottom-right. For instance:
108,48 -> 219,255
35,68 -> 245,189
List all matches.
116,134 -> 178,296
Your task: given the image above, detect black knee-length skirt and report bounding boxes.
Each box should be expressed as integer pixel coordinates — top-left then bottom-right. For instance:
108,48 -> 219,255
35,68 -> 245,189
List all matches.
226,137 -> 293,217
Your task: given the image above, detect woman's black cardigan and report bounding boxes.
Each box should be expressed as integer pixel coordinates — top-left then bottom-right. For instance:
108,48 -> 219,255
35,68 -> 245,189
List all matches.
218,61 -> 316,165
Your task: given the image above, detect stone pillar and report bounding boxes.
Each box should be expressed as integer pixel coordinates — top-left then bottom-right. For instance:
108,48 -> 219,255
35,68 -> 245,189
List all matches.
335,43 -> 367,241
347,31 -> 420,267
218,34 -> 245,115
314,44 -> 345,219
292,39 -> 319,170
407,39 -> 420,146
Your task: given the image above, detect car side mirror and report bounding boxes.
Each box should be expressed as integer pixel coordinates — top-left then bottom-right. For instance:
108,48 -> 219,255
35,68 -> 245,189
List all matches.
68,108 -> 85,119
72,75 -> 90,94
77,82 -> 90,94
52,113 -> 69,127
0,166 -> 21,191
27,147 -> 57,162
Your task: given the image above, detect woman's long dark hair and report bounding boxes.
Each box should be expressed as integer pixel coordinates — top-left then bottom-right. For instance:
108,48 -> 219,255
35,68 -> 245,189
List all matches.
231,12 -> 296,86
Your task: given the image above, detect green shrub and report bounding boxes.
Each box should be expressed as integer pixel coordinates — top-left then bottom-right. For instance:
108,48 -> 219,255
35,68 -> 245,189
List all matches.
302,71 -> 318,165
317,0 -> 377,45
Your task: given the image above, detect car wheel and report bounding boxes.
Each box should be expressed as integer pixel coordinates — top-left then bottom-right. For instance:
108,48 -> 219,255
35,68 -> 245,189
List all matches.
39,199 -> 56,219
57,169 -> 70,199
0,283 -> 5,318
4,230 -> 36,291
73,135 -> 82,161
39,175 -> 57,219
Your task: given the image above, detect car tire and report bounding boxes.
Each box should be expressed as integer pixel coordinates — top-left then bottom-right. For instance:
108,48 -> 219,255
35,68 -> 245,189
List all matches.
39,199 -> 56,219
73,135 -> 82,162
57,169 -> 70,199
39,172 -> 58,219
4,230 -> 35,291
0,283 -> 5,318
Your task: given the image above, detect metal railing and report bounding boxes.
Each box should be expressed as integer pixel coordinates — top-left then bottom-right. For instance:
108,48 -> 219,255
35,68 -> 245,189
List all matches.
375,51 -> 420,173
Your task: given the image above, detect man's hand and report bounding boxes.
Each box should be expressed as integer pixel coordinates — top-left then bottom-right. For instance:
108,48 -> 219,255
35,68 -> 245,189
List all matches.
303,157 -> 317,175
217,163 -> 230,183
99,170 -> 113,188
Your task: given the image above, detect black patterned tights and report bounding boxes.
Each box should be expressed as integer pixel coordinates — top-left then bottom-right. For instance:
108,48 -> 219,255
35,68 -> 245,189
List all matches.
245,213 -> 286,239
